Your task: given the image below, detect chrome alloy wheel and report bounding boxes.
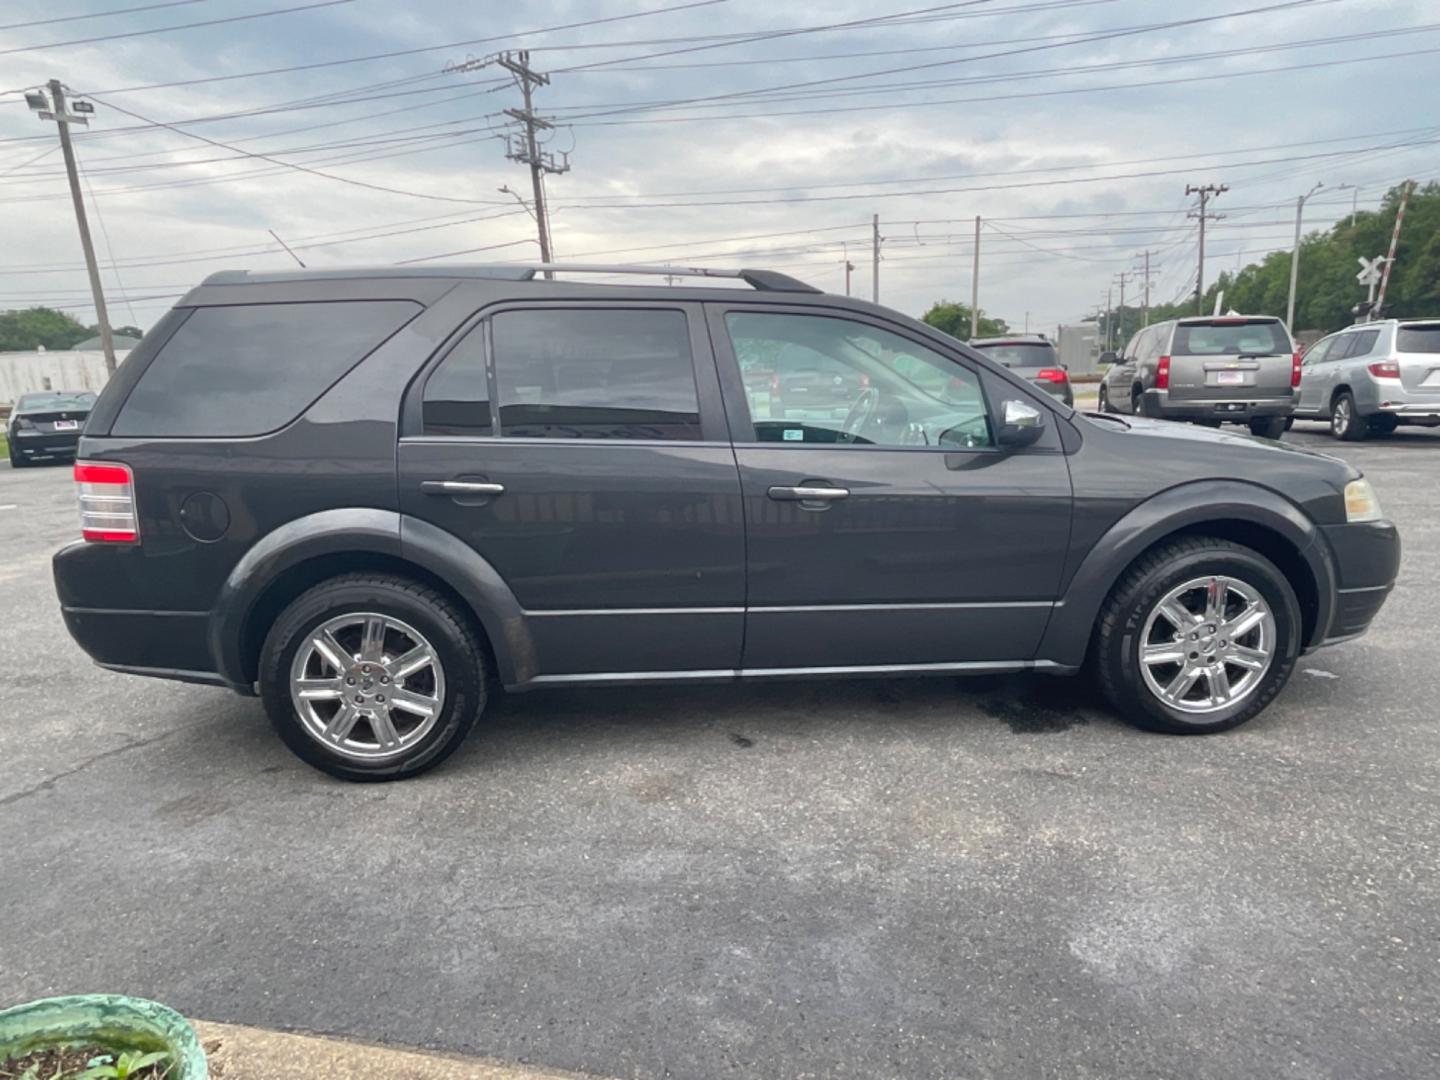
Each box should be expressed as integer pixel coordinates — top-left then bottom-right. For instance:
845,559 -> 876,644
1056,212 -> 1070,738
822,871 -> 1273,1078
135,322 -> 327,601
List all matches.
1332,396 -> 1352,437
289,612 -> 446,762
1138,576 -> 1275,715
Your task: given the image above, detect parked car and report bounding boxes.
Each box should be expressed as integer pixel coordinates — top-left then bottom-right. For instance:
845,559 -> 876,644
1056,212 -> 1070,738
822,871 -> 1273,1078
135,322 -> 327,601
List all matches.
53,265 -> 1398,780
1292,318 -> 1440,440
968,334 -> 1074,406
6,390 -> 96,467
1098,316 -> 1298,438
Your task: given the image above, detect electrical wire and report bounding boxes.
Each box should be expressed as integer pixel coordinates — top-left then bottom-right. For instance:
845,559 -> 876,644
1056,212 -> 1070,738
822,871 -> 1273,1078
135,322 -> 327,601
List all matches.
0,0 -> 208,32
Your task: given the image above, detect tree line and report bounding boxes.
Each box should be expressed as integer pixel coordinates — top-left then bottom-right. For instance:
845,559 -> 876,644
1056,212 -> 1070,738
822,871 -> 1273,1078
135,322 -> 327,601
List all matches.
0,307 -> 145,352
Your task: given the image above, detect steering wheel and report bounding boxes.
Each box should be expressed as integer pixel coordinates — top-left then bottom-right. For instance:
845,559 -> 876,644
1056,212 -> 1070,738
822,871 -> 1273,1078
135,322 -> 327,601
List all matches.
842,387 -> 880,442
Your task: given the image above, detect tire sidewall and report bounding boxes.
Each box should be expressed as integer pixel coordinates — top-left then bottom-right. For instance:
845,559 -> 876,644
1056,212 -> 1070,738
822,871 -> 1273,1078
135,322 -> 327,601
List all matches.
1107,547 -> 1301,733
259,580 -> 485,781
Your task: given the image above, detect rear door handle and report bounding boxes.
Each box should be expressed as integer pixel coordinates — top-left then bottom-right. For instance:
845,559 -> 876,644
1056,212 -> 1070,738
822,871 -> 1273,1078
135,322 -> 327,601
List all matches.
420,480 -> 506,496
767,485 -> 849,502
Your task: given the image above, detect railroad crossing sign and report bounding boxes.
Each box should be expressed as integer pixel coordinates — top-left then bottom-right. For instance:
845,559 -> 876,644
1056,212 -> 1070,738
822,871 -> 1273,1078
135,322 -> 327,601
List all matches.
1357,256 -> 1386,285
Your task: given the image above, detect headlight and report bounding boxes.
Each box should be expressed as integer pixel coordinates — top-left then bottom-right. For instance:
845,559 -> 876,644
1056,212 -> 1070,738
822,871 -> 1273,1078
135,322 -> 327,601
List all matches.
1344,478 -> 1383,523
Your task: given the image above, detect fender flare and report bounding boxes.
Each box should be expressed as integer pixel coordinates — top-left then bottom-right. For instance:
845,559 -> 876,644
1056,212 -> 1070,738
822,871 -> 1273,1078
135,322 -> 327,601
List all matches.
209,508 -> 533,688
1037,480 -> 1338,667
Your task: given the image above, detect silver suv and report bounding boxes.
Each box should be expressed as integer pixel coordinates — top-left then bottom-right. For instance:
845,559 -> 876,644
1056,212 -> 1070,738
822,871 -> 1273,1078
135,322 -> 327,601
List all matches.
1099,316 -> 1297,438
1293,318 -> 1440,440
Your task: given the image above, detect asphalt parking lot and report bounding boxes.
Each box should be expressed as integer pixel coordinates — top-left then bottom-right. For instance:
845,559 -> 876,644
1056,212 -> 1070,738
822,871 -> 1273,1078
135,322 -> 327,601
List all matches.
1,424 -> 1437,1080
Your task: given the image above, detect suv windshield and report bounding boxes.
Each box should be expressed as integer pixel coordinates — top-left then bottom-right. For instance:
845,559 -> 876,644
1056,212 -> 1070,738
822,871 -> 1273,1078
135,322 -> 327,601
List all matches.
972,342 -> 1056,368
17,391 -> 95,411
1172,321 -> 1290,356
1397,324 -> 1440,353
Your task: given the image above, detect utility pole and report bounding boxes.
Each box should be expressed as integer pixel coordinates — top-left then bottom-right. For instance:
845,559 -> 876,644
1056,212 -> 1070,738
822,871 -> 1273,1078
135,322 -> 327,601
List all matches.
1185,183 -> 1227,316
970,215 -> 981,339
448,52 -> 569,275
1133,250 -> 1159,326
871,214 -> 881,302
1105,286 -> 1113,352
1373,179 -> 1414,321
1286,183 -> 1322,331
843,258 -> 855,297
27,81 -> 117,374
1113,270 -> 1133,346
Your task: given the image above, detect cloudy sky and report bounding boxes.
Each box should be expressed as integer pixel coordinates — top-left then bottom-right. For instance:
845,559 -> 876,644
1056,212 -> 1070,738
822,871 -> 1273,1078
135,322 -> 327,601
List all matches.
1,0 -> 1436,332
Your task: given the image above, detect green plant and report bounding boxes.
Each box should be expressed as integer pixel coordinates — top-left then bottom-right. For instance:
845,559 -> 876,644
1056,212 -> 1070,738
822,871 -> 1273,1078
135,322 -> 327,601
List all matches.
75,1050 -> 170,1079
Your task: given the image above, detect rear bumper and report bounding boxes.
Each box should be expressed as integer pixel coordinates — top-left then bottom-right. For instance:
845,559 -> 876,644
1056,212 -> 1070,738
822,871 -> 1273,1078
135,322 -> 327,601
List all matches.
1315,520 -> 1401,646
10,430 -> 80,458
1374,400 -> 1440,422
1139,388 -> 1294,421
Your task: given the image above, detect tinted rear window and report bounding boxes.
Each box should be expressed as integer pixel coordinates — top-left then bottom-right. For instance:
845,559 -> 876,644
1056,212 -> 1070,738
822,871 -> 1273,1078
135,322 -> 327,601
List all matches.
19,392 -> 94,411
1171,321 -> 1290,356
1398,325 -> 1440,354
971,342 -> 1056,368
113,300 -> 419,437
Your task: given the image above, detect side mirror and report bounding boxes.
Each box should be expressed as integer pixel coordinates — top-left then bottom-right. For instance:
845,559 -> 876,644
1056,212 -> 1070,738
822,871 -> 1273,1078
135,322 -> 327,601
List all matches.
997,399 -> 1045,448
1098,351 -> 1118,364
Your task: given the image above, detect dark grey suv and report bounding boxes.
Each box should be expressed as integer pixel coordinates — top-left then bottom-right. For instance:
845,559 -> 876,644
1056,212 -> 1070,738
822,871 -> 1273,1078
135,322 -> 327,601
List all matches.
53,265 -> 1400,780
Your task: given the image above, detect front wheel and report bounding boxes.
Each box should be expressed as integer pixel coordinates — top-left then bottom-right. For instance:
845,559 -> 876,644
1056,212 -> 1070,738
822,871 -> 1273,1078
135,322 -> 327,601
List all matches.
1095,537 -> 1301,734
1330,391 -> 1366,441
1097,385 -> 1112,413
259,573 -> 488,781
1248,416 -> 1287,439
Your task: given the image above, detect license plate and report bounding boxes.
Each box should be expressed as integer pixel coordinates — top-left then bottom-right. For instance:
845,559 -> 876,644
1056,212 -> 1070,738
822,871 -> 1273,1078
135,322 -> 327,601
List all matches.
52,419 -> 79,431
1216,370 -> 1245,386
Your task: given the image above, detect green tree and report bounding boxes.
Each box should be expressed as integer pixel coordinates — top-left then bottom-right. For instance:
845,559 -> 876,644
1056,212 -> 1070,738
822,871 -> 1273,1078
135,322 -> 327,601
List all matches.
920,300 -> 1009,341
91,323 -> 146,341
0,306 -> 90,351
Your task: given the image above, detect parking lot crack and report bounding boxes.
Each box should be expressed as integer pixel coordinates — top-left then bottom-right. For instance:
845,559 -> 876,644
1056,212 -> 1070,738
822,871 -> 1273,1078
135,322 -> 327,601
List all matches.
0,723 -> 205,808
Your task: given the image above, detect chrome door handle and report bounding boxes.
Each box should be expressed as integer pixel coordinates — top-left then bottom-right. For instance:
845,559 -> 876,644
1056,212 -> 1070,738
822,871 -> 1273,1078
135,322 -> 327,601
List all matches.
767,485 -> 849,502
420,480 -> 505,496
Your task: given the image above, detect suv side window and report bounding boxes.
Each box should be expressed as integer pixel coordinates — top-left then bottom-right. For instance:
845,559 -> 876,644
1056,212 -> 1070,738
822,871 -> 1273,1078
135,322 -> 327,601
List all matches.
1344,329 -> 1381,358
113,300 -> 420,438
422,327 -> 491,437
492,309 -> 701,441
1302,337 -> 1334,365
725,312 -> 992,449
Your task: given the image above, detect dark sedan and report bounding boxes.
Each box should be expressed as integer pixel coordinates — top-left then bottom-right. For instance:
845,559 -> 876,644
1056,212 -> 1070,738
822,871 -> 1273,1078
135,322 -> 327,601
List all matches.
7,390 -> 96,467
969,335 -> 1075,406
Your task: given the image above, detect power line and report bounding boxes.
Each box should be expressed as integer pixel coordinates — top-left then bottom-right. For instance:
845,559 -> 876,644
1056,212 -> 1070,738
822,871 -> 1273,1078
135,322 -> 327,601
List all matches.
0,0 -> 208,32
0,0 -> 354,58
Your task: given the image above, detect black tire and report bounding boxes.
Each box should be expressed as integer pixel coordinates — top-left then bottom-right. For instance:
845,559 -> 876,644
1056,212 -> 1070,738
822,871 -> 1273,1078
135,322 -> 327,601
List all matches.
259,573 -> 488,781
1131,388 -> 1143,416
1330,390 -> 1366,441
7,448 -> 26,468
1097,385 -> 1111,413
1284,416 -> 1295,431
1248,416 -> 1287,439
1095,537 -> 1301,735
1368,414 -> 1399,436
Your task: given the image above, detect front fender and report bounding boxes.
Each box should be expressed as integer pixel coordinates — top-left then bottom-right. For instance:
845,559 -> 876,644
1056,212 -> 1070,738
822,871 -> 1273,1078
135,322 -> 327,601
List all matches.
1038,480 -> 1338,667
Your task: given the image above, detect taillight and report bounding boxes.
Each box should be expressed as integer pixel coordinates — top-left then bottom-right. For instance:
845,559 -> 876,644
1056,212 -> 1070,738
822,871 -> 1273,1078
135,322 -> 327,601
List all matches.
1034,368 -> 1068,383
1156,355 -> 1171,390
1368,360 -> 1401,379
74,460 -> 139,543
1292,352 -> 1303,388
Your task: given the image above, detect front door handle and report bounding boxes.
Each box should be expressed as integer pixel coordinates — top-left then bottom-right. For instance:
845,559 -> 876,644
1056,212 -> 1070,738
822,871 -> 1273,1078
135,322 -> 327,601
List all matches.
420,480 -> 505,496
767,484 -> 849,502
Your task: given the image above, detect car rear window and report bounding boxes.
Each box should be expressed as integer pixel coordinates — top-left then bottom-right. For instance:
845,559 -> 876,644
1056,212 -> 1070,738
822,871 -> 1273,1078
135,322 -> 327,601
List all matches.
971,342 -> 1056,368
18,392 -> 94,411
112,300 -> 420,437
1171,321 -> 1290,356
1397,324 -> 1440,354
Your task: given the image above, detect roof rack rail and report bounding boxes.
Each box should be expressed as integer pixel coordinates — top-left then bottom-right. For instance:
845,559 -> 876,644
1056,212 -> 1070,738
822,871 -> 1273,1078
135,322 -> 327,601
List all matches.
516,263 -> 822,293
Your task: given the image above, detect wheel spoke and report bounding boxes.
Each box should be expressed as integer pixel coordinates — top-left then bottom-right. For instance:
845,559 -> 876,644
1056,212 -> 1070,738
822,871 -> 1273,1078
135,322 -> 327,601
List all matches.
370,708 -> 402,751
312,629 -> 349,671
323,704 -> 361,742
296,677 -> 343,700
1226,606 -> 1267,640
1204,577 -> 1227,621
1158,599 -> 1197,633
1208,664 -> 1233,704
1142,641 -> 1187,666
1162,668 -> 1200,703
1228,644 -> 1268,671
360,616 -> 387,662
390,644 -> 436,680
389,687 -> 438,718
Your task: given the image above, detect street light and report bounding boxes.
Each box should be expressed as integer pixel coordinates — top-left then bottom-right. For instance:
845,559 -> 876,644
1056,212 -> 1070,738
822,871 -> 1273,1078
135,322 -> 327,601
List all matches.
1286,182 -> 1323,331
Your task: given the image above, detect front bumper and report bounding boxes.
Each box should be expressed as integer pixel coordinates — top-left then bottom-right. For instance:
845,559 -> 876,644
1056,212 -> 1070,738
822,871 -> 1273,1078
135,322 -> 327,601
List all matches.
10,430 -> 81,459
1139,388 -> 1294,421
1316,519 -> 1401,645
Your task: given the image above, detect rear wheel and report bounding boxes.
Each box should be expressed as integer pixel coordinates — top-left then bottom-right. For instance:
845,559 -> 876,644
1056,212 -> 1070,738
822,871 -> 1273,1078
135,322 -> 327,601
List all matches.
1330,391 -> 1366,441
259,573 -> 487,781
1097,385 -> 1112,413
1248,416 -> 1287,439
1096,537 -> 1301,734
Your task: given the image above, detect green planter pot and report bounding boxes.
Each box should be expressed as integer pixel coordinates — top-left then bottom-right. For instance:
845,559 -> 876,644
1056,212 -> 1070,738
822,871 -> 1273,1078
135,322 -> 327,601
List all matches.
0,995 -> 207,1078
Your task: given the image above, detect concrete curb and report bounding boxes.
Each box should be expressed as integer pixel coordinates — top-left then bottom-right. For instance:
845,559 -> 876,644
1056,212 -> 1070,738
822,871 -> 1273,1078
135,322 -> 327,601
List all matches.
192,1020 -> 606,1080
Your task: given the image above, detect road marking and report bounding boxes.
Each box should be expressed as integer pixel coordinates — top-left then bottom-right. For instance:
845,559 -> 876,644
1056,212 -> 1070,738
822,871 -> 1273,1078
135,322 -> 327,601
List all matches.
1304,668 -> 1339,679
